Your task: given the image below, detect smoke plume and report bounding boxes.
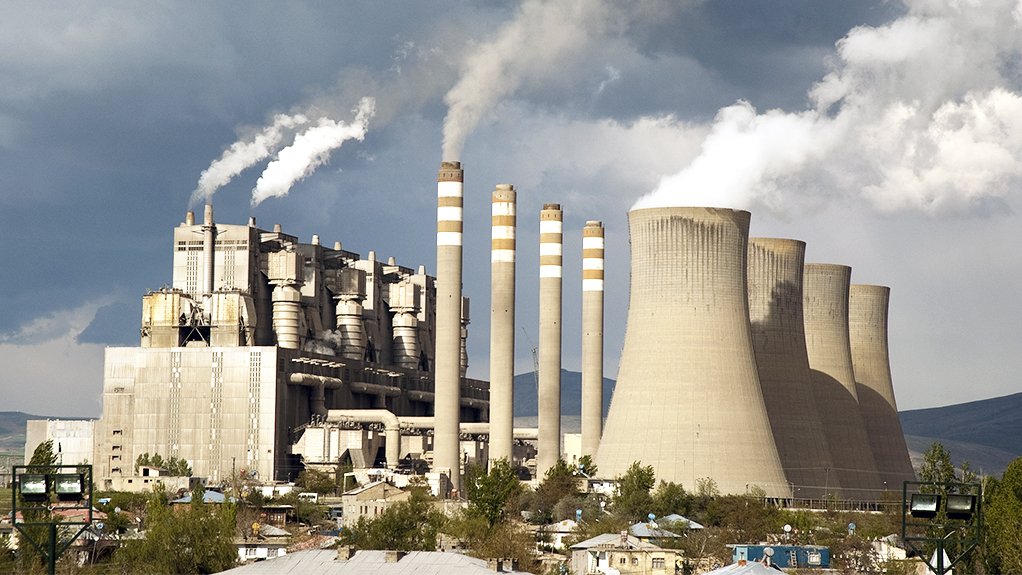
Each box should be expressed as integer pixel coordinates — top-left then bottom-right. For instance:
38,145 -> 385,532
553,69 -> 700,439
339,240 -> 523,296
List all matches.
441,0 -> 623,160
251,97 -> 376,207
190,113 -> 308,206
634,0 -> 1022,215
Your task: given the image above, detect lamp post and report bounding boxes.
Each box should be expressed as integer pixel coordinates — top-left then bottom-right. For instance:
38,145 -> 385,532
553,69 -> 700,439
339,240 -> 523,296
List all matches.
12,464 -> 93,575
901,480 -> 981,575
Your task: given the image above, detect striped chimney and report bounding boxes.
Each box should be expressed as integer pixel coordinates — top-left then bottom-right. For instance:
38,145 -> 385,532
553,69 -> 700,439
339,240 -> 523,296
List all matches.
537,203 -> 563,478
581,221 -> 605,458
434,161 -> 464,493
488,184 -> 516,465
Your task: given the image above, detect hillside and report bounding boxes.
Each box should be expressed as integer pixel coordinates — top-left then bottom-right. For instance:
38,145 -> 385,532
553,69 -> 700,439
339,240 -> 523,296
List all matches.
512,370 -> 615,418
900,392 -> 1022,475
0,411 -> 44,458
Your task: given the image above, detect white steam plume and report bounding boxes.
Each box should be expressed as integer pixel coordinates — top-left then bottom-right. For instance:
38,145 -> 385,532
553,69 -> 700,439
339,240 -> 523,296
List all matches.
190,113 -> 308,206
635,0 -> 1022,215
441,0 -> 621,160
251,97 -> 376,207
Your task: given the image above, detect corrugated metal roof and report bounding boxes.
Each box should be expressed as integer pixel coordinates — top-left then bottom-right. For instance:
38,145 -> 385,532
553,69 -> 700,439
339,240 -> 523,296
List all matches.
217,549 -> 535,574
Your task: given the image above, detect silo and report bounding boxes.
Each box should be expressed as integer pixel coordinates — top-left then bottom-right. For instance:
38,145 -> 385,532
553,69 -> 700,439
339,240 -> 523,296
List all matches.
488,184 -> 517,465
537,204 -> 563,478
849,284 -> 915,491
434,161 -> 464,492
747,239 -> 838,500
803,264 -> 882,500
581,221 -> 605,458
596,207 -> 790,498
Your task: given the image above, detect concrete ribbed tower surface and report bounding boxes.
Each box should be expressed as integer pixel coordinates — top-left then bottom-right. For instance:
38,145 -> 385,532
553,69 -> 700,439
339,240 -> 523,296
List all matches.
803,264 -> 882,500
488,184 -> 516,465
434,161 -> 464,492
849,284 -> 916,490
537,203 -> 563,478
596,207 -> 790,498
581,221 -> 605,458
747,238 -> 838,500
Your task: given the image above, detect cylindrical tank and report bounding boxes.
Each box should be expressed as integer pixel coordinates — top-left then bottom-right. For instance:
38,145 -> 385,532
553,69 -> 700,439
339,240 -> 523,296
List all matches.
537,203 -> 563,478
489,184 -> 517,465
849,284 -> 915,491
434,160 -> 464,492
747,238 -> 838,500
272,285 -> 301,349
581,220 -> 605,458
803,264 -> 882,500
596,207 -> 790,498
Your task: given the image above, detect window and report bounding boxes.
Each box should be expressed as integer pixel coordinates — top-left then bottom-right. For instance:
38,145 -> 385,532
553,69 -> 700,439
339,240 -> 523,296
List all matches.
652,558 -> 666,568
245,548 -> 257,558
620,558 -> 626,565
632,557 -> 639,565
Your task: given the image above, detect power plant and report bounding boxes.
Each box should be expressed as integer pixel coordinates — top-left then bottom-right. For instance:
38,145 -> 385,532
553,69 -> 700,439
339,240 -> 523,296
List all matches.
83,162 -> 913,502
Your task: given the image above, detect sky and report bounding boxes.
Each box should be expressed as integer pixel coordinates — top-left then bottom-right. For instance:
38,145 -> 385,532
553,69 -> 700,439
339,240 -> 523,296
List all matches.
1,0 -> 1021,418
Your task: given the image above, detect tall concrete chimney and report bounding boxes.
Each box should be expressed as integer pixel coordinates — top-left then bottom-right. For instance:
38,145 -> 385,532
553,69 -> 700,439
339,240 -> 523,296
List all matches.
803,264 -> 882,500
849,284 -> 915,491
747,238 -> 838,500
596,208 -> 790,498
202,203 -> 216,295
581,220 -> 605,458
434,161 -> 464,492
537,203 -> 563,478
489,184 -> 517,465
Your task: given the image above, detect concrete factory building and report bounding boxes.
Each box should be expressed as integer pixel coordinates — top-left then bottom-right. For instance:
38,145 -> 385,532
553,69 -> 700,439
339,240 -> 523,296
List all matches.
83,162 -> 912,502
94,197 -> 488,488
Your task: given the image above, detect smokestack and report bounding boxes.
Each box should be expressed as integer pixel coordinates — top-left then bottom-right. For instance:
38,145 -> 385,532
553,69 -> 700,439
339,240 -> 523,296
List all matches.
803,264 -> 882,500
849,284 -> 915,490
202,203 -> 216,295
434,161 -> 464,492
537,203 -> 563,478
747,238 -> 838,500
581,220 -> 604,458
596,207 -> 790,497
489,184 -> 516,465
185,211 -> 195,226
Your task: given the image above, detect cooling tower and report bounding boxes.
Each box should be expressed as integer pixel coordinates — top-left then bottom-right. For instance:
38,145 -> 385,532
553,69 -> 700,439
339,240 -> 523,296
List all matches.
747,239 -> 838,500
803,264 -> 882,500
849,284 -> 915,491
435,161 -> 464,491
488,184 -> 517,465
537,203 -> 563,478
581,221 -> 604,458
597,207 -> 790,498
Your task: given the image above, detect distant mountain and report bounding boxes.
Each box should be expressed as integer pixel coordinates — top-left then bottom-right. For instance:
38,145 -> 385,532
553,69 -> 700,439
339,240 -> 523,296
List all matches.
0,411 -> 44,456
900,392 -> 1022,476
513,370 -> 615,418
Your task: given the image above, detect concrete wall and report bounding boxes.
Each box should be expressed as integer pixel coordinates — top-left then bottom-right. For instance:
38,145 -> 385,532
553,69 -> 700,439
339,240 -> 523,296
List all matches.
597,207 -> 789,497
849,284 -> 916,491
747,239 -> 837,499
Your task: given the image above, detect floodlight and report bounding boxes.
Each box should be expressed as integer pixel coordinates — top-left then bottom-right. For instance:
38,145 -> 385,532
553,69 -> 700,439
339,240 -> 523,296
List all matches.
54,473 -> 85,501
20,474 -> 49,502
945,494 -> 976,520
910,493 -> 941,519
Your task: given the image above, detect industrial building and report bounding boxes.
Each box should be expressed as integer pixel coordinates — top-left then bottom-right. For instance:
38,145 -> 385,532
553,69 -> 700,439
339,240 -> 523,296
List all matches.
74,162 -> 913,501
93,189 -> 488,489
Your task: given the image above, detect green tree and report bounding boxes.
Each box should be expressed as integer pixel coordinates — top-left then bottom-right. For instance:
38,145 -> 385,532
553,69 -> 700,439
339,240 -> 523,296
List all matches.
341,490 -> 445,551
919,442 -> 956,485
575,455 -> 598,478
651,481 -> 690,518
295,468 -> 336,495
985,456 -> 1022,573
530,459 -> 579,523
466,458 -> 523,527
117,485 -> 237,574
612,462 -> 655,522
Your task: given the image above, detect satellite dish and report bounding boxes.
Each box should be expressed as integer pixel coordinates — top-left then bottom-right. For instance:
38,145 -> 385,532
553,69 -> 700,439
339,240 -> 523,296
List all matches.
648,513 -> 656,521
783,524 -> 792,533
95,522 -> 105,531
764,547 -> 775,557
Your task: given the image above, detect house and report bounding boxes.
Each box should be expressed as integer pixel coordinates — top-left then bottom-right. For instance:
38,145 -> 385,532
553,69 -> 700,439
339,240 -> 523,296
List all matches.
539,519 -> 578,551
729,544 -> 830,569
235,523 -> 291,563
217,548 -> 537,574
570,532 -> 684,575
339,481 -> 410,528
